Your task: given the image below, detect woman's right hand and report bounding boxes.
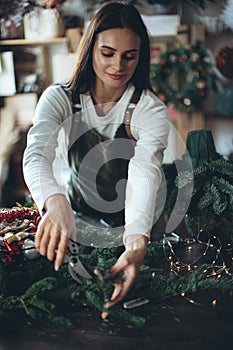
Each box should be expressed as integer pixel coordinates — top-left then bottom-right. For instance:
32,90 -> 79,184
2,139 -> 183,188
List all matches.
35,193 -> 76,271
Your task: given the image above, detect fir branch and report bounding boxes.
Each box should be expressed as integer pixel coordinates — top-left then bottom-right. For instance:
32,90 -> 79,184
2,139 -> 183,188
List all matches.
0,241 -> 233,330
107,306 -> 146,327
163,158 -> 233,239
0,295 -> 22,311
23,277 -> 59,298
27,296 -> 56,313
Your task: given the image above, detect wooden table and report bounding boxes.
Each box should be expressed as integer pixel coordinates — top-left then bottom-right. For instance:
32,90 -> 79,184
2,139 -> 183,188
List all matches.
0,288 -> 233,350
0,216 -> 232,350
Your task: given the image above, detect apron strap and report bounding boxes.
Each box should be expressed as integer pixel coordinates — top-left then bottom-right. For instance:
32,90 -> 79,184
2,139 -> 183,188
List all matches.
57,82 -> 142,144
124,89 -> 142,141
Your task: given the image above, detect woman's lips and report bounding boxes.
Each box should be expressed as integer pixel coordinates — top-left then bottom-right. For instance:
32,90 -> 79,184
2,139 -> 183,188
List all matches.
108,73 -> 123,80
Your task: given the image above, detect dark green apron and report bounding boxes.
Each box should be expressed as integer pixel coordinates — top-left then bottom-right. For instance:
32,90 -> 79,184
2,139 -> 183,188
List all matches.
64,87 -> 141,226
68,121 -> 134,225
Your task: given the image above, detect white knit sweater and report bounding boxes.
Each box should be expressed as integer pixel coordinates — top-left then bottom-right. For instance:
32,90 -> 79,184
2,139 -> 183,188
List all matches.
23,83 -> 170,242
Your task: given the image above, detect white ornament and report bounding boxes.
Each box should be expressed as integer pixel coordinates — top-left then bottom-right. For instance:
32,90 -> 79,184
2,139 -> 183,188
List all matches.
22,239 -> 40,260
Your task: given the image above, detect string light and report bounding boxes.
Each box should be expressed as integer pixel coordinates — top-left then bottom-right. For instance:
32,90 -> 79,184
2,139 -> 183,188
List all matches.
162,225 -> 233,278
212,299 -> 217,306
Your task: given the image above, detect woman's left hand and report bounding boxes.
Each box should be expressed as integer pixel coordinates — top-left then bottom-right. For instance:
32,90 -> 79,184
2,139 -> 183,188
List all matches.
103,234 -> 148,316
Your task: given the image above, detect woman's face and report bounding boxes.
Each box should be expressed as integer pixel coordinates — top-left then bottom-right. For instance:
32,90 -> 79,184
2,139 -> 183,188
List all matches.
92,28 -> 141,93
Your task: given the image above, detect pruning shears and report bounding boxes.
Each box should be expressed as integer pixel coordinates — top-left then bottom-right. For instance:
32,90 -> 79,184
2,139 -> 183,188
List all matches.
63,239 -> 92,284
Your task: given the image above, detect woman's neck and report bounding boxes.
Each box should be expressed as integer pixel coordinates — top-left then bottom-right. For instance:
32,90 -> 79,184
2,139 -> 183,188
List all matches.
90,84 -> 128,116
91,84 -> 128,105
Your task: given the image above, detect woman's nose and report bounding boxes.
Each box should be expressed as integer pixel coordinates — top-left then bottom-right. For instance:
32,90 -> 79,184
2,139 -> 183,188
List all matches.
112,56 -> 123,71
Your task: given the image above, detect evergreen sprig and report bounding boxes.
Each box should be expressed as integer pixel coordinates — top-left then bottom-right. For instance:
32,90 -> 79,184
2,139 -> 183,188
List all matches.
163,158 -> 233,241
0,241 -> 233,331
187,159 -> 233,232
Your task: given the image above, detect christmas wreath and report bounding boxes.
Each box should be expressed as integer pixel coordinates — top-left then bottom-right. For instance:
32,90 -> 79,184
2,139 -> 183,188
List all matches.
150,45 -> 213,112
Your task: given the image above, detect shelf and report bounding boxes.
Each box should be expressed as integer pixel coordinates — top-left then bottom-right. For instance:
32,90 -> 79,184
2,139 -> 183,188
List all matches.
0,37 -> 68,46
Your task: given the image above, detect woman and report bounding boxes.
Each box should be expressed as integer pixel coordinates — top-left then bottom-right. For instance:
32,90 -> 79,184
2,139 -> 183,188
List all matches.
23,2 -> 170,312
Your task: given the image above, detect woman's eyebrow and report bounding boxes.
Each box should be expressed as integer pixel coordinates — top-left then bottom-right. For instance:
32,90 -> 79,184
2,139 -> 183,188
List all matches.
100,45 -> 139,53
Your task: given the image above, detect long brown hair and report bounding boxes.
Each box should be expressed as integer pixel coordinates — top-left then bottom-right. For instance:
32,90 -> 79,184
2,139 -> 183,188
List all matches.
67,2 -> 151,101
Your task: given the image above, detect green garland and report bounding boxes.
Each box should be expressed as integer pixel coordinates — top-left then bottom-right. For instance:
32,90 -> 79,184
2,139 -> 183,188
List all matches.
1,240 -> 233,331
162,158 -> 233,241
1,148 -> 233,331
150,45 -> 213,112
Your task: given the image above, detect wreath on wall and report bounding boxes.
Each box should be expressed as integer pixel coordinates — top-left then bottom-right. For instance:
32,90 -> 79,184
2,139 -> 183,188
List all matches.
150,45 -> 213,112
